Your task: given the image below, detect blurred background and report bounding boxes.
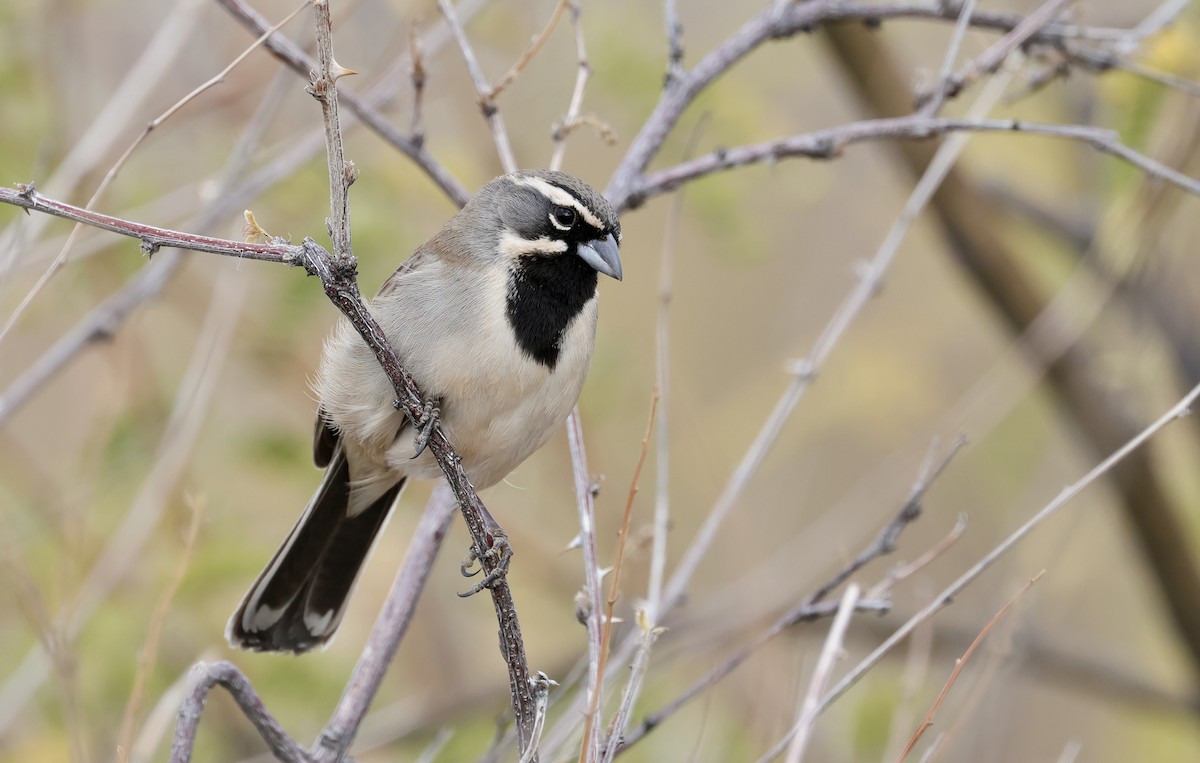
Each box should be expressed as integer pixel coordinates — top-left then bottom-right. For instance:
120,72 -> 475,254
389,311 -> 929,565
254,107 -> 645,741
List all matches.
3,0 -> 1200,760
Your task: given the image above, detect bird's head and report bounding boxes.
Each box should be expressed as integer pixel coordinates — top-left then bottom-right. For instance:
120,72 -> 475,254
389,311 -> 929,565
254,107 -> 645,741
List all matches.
463,169 -> 622,281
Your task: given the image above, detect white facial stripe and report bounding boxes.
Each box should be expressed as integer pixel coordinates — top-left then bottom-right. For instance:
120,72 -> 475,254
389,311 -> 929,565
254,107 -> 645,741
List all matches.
499,228 -> 569,258
513,176 -> 605,230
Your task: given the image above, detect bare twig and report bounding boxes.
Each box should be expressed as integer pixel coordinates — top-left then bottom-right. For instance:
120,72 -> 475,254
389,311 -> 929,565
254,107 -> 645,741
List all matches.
567,409 -> 605,763
408,23 -> 427,144
311,0 -> 356,262
549,4 -> 591,172
116,497 -> 206,763
597,125 -> 693,759
1114,0 -> 1191,55
0,7 -> 475,429
0,0 -> 204,296
918,0 -> 1072,111
614,439 -> 965,755
439,0 -> 519,173
170,662 -> 306,763
311,486 -> 458,762
603,0 -> 1196,210
489,0 -> 570,99
917,0 -> 978,116
895,572 -> 1044,762
0,0 -> 312,348
815,381 -> 1200,717
217,0 -> 469,206
780,584 -> 862,763
628,115 -> 1200,210
583,392 -> 657,763
0,265 -> 247,733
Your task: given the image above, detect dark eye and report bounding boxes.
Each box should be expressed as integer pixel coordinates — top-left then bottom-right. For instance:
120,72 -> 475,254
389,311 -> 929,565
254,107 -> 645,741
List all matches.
551,205 -> 577,229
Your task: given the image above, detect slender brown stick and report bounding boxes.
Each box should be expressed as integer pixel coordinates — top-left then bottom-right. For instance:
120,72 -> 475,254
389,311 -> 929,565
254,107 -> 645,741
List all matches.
580,392 -> 657,763
488,0 -> 569,99
895,572 -> 1044,762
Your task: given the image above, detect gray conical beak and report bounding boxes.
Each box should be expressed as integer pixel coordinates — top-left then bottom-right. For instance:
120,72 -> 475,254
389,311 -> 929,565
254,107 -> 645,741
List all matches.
577,233 -> 622,281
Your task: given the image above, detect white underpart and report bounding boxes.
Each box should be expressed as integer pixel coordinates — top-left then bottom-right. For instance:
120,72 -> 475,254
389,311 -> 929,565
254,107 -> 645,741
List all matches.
314,257 -> 599,498
498,228 -> 568,258
512,175 -> 605,229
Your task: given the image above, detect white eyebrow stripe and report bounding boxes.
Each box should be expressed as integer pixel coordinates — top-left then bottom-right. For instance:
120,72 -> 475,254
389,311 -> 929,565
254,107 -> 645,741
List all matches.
498,228 -> 569,258
513,176 -> 605,230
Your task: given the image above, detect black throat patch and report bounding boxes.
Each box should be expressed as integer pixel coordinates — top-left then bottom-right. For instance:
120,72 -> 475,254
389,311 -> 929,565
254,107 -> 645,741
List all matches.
506,253 -> 598,370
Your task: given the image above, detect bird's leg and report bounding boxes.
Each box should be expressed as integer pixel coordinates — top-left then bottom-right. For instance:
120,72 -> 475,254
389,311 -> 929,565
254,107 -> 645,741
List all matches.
407,396 -> 442,458
458,503 -> 513,597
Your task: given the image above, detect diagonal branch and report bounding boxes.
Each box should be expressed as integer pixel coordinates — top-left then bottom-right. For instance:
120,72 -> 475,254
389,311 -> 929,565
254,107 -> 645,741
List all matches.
216,0 -> 470,207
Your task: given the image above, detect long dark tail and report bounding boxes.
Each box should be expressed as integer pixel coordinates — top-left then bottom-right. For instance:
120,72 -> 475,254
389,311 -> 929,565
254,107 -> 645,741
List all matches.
227,449 -> 405,653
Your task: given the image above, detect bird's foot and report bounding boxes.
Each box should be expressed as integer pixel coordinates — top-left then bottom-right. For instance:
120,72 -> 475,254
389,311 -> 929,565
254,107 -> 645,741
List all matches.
458,526 -> 513,597
408,397 -> 441,458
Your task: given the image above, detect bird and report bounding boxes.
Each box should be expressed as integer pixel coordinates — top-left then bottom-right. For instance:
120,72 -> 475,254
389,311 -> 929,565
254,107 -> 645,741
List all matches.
227,169 -> 622,654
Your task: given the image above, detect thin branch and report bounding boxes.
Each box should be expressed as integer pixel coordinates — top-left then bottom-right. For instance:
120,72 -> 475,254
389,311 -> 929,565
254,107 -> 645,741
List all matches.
815,381 -> 1200,717
311,0 -> 356,262
0,0 -> 204,291
584,392 -> 657,763
895,572 -> 1044,762
1114,0 -> 1191,55
614,438 -> 965,756
408,23 -> 427,144
918,0 -> 1072,111
170,662 -> 307,763
116,496 -> 206,763
0,7 -> 476,429
0,266 -> 247,733
0,0 -> 311,349
567,409 -> 605,763
216,0 -> 469,206
489,0 -> 570,99
917,0 -> 978,117
311,487 -> 458,762
603,0 -> 1190,210
549,3 -> 591,172
627,115 -> 1200,210
599,130 -> 696,757
781,584 -> 862,763
439,0 -> 519,173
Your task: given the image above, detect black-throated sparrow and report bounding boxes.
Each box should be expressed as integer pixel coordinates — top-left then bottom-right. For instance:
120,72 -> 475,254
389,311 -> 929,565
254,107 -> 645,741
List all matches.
228,170 -> 622,653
